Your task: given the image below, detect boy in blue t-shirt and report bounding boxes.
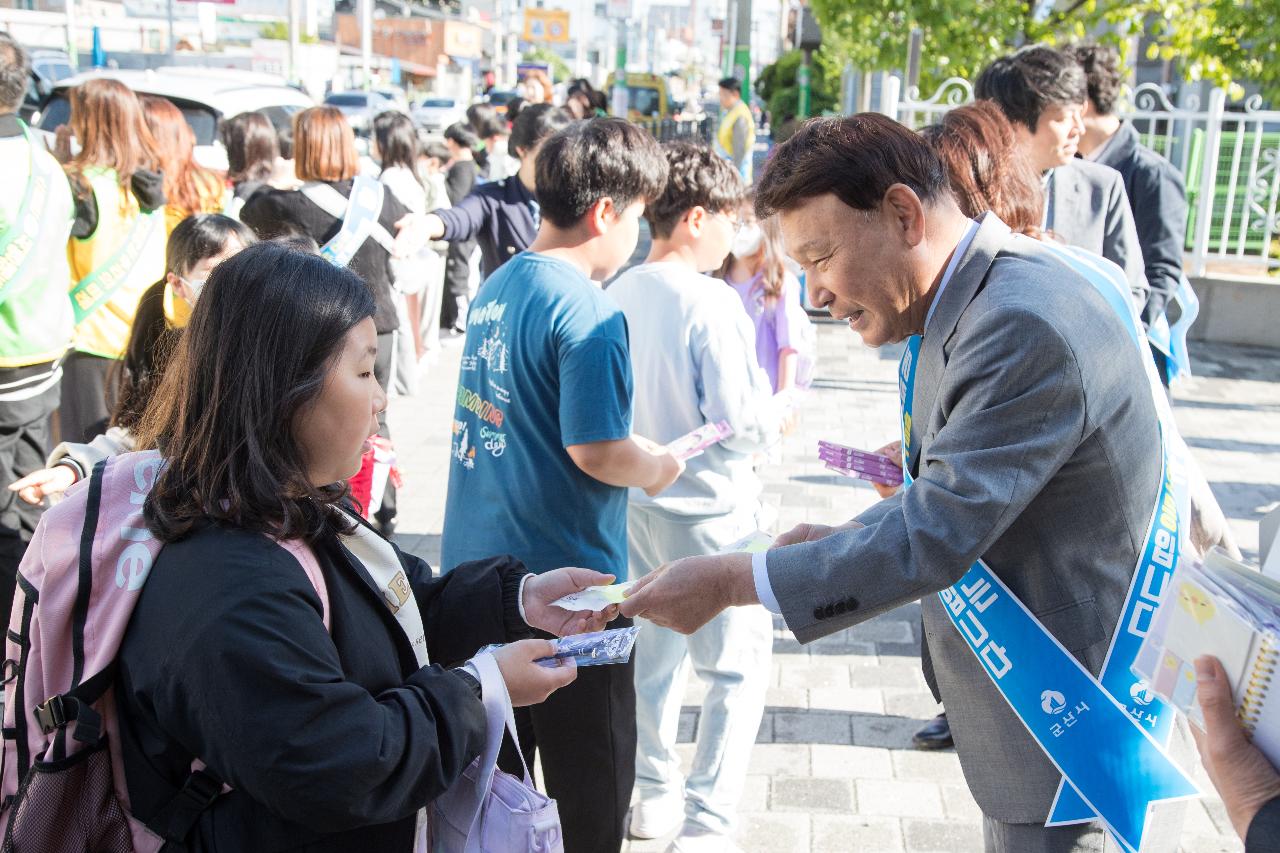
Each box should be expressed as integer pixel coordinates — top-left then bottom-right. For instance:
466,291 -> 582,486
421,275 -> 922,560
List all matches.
441,118 -> 681,853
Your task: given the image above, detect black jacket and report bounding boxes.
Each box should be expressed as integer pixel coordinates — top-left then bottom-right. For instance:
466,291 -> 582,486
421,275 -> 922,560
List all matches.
1249,797 -> 1280,853
442,161 -> 479,300
115,517 -> 531,851
436,176 -> 539,281
240,181 -> 410,334
1091,121 -> 1187,326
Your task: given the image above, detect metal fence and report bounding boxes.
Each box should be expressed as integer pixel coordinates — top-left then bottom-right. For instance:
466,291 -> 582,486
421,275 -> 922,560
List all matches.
631,116 -> 716,145
877,76 -> 1280,278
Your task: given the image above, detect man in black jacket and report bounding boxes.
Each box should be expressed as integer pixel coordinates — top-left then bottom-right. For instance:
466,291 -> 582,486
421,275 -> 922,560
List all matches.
1074,43 -> 1188,384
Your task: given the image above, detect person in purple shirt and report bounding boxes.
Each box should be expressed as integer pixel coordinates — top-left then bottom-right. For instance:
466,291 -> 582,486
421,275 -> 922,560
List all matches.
715,200 -> 812,395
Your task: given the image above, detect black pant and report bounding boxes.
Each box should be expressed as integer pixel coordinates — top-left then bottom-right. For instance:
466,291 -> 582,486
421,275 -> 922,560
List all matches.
1151,344 -> 1171,390
59,351 -> 116,444
498,619 -> 637,853
0,370 -> 60,617
372,332 -> 397,526
440,238 -> 476,331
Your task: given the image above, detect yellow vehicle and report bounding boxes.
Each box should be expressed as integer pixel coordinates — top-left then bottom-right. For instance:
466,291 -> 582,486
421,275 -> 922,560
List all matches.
605,72 -> 671,121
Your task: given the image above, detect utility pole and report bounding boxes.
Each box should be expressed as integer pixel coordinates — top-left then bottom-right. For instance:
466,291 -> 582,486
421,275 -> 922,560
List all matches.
730,0 -> 750,98
794,5 -> 821,119
360,0 -> 373,89
288,0 -> 300,84
65,0 -> 78,70
167,0 -> 176,61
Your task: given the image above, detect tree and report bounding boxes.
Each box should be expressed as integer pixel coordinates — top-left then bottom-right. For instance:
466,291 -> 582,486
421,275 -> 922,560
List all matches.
756,49 -> 840,138
258,22 -> 318,44
808,0 -> 1280,103
522,47 -> 572,83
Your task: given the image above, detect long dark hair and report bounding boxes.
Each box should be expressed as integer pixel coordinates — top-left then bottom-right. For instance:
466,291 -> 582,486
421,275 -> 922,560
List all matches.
112,214 -> 257,432
140,242 -> 376,545
221,110 -> 280,185
372,110 -> 421,182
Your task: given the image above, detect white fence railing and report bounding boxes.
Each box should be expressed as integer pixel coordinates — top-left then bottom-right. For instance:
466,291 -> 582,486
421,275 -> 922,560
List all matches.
877,76 -> 1280,278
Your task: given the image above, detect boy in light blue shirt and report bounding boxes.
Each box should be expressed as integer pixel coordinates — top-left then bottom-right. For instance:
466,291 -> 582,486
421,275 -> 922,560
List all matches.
608,142 -> 784,852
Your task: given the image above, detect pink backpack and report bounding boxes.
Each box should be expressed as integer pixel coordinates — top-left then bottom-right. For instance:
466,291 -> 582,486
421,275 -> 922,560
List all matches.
0,450 -> 329,852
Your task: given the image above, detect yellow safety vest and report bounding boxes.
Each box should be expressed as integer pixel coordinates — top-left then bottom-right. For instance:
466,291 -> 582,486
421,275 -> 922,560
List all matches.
717,99 -> 756,182
67,168 -> 167,359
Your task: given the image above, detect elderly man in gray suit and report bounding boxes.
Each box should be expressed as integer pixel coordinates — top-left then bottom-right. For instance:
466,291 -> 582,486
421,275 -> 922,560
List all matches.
620,113 -> 1183,852
975,46 -> 1151,318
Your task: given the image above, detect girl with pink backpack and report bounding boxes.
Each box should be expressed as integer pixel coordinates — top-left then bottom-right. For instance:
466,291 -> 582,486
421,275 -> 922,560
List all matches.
1,243 -> 618,851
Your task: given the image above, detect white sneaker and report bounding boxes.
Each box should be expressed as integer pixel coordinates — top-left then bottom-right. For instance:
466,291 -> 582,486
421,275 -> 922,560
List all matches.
629,793 -> 684,840
665,828 -> 745,853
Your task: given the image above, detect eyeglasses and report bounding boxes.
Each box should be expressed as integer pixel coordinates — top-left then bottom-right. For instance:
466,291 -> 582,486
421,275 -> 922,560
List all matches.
712,210 -> 746,232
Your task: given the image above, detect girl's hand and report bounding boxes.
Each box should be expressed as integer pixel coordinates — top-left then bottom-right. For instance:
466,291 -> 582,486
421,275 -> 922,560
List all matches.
522,568 -> 620,636
492,640 -> 577,706
9,466 -> 77,505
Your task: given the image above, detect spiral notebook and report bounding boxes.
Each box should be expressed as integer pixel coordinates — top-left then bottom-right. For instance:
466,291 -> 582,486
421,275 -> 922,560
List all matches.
1132,550 -> 1280,765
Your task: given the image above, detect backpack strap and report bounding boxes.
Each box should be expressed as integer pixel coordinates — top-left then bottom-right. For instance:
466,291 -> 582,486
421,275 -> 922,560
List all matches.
35,459 -> 109,753
139,539 -> 330,845
144,767 -> 223,844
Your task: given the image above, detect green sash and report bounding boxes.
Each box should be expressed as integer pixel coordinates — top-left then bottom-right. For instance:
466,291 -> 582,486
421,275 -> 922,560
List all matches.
0,124 -> 57,306
68,202 -> 163,327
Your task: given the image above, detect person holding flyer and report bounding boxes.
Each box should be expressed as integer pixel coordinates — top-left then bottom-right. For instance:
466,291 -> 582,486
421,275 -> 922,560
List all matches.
608,141 -> 785,852
621,114 -> 1201,853
439,119 -> 680,853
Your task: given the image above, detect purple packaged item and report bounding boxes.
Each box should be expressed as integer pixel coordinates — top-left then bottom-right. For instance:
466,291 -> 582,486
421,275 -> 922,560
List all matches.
668,421 -> 734,461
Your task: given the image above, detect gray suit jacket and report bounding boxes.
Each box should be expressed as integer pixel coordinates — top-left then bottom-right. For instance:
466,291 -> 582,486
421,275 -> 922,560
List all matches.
1046,158 -> 1150,318
767,213 -> 1162,821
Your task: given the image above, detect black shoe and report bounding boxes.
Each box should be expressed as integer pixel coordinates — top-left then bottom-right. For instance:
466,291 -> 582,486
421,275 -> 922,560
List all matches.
376,516 -> 397,538
912,712 -> 953,750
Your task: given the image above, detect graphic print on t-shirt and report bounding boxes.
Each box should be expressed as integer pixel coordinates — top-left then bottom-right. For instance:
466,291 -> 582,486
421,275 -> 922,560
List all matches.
455,299 -> 512,466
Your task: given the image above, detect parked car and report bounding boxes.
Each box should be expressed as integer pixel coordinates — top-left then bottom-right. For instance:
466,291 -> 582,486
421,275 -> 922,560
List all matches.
20,49 -> 76,125
373,86 -> 411,115
484,89 -> 519,115
411,96 -> 466,134
35,67 -> 313,171
323,90 -> 397,135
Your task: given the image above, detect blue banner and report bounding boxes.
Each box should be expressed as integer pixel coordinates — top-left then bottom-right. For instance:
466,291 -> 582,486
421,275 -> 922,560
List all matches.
898,239 -> 1199,852
1040,245 -> 1194,828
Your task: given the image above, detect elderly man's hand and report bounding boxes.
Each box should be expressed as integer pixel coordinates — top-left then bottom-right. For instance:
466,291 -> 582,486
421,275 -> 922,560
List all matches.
871,440 -> 904,499
619,553 -> 756,634
1192,655 -> 1280,840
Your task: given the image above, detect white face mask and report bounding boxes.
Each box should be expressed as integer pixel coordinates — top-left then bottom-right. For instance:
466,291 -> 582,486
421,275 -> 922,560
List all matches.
179,276 -> 206,306
731,223 -> 764,258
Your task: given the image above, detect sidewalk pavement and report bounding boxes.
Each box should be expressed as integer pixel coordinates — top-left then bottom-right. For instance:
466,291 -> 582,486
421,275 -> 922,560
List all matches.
390,318 -> 1278,853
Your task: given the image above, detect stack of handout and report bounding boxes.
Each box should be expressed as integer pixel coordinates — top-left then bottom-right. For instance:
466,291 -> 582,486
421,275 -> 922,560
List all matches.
818,440 -> 904,487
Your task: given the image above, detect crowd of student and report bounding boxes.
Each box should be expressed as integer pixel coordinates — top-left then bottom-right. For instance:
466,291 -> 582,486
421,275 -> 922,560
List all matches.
0,27 -> 1277,853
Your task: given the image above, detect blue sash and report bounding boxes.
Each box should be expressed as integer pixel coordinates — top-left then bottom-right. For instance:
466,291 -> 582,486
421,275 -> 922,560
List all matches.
899,243 -> 1198,852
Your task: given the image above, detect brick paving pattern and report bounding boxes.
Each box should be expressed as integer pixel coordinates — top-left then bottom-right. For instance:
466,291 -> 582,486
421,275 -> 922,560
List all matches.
390,311 -> 1278,853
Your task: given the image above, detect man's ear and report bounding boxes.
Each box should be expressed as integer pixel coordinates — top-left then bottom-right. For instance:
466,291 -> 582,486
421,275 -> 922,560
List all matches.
882,184 -> 927,248
588,196 -> 617,236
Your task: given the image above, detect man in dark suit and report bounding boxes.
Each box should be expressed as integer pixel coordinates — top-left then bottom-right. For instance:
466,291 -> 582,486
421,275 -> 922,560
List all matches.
976,46 -> 1150,317
1073,43 -> 1189,383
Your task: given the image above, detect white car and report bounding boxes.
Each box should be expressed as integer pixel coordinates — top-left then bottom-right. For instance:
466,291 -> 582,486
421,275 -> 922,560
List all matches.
411,96 -> 466,134
35,67 -> 313,172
